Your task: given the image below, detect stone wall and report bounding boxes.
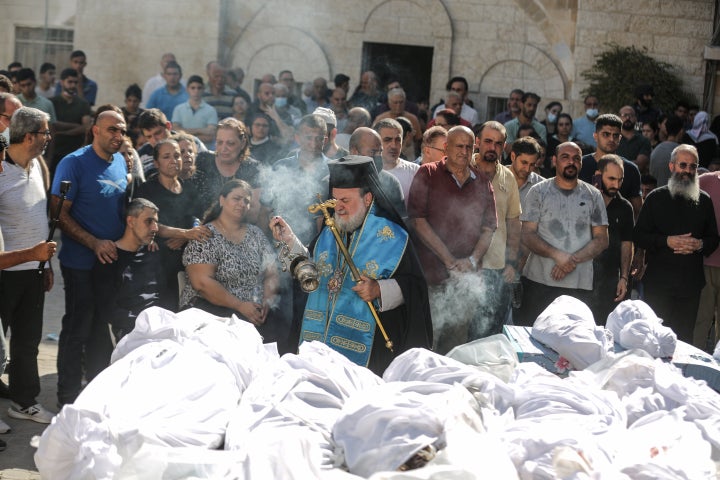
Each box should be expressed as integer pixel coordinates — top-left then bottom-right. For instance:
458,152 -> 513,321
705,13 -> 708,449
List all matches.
1,0 -> 716,120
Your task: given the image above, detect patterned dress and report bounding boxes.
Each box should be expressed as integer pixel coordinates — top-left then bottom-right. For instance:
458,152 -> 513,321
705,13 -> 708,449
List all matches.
180,223 -> 273,309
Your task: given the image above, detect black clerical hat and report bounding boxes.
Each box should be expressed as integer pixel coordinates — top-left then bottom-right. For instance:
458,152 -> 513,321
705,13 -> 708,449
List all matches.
328,155 -> 378,189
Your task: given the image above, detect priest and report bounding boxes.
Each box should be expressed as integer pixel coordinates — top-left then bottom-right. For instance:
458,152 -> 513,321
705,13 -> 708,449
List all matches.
270,156 -> 432,374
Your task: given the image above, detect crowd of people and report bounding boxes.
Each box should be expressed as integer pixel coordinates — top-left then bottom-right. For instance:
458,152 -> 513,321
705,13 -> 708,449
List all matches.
1,50 -> 720,453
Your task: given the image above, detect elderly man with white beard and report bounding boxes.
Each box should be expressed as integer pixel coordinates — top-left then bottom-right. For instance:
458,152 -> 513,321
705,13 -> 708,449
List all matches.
634,144 -> 720,343
270,156 -> 432,375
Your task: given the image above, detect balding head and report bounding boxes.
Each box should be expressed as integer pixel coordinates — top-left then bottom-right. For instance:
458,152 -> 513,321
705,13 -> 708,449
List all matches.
0,93 -> 22,133
349,127 -> 382,155
447,125 -> 474,144
161,53 -> 176,69
96,109 -> 124,125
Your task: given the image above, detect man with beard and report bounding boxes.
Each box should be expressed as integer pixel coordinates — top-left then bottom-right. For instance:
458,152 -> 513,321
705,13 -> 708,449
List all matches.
509,136 -> 544,208
494,89 -> 524,125
471,121 -> 521,338
617,105 -> 651,174
51,110 -> 129,406
579,114 -> 642,219
269,156 -> 432,375
633,85 -> 662,126
634,144 -> 719,343
50,68 -> 92,175
408,126 -> 497,353
516,142 -> 608,326
503,92 -> 547,149
0,108 -> 56,424
590,154 -> 634,324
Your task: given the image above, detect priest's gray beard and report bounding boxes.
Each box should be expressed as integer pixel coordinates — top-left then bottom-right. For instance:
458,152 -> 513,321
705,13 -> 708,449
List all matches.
334,205 -> 368,234
668,171 -> 700,203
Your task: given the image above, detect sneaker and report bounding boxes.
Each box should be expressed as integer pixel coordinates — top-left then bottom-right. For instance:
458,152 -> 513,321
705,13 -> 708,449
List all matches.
7,403 -> 54,424
0,417 -> 10,434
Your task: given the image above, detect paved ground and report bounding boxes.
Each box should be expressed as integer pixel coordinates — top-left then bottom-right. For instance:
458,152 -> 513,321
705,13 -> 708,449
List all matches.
0,252 -> 63,476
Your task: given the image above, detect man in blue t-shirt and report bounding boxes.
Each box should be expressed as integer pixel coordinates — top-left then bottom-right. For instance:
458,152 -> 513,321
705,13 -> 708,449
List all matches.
146,61 -> 188,121
50,110 -> 128,406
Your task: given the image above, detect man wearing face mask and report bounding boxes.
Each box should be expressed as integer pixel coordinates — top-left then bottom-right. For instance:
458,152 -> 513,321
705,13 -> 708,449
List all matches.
590,155 -> 633,324
573,95 -> 600,148
273,83 -> 302,127
250,82 -> 293,143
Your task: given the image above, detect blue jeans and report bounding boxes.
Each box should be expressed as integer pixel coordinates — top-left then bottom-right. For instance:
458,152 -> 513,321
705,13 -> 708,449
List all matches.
57,265 -> 112,405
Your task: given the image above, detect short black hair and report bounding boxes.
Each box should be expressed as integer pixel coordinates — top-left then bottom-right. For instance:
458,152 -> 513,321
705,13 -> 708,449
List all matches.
595,114 -> 622,131
70,50 -> 86,59
446,76 -> 468,91
665,115 -> 684,137
39,63 -> 55,74
125,83 -> 142,100
16,68 -> 35,83
521,92 -> 541,103
7,62 -> 22,70
334,73 -> 350,86
187,75 -> 203,87
60,68 -> 79,80
641,174 -> 657,186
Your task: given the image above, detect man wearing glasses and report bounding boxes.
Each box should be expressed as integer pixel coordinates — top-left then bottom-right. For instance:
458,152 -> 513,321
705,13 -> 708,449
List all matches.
616,105 -> 651,175
516,141 -> 608,326
0,107 -> 56,424
579,114 -> 643,219
634,144 -> 719,343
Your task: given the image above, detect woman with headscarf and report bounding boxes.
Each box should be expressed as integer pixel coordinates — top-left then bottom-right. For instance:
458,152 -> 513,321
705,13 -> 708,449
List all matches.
685,111 -> 719,168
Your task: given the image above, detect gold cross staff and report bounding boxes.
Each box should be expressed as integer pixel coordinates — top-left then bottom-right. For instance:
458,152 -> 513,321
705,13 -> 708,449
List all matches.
308,197 -> 394,352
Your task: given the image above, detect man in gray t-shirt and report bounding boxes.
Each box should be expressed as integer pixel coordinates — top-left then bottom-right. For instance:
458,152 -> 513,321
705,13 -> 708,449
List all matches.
516,142 -> 609,326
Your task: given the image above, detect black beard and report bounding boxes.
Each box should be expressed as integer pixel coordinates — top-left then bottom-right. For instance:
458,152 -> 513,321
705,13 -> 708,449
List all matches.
482,152 -> 497,163
622,120 -> 635,131
601,182 -> 617,197
562,166 -> 578,180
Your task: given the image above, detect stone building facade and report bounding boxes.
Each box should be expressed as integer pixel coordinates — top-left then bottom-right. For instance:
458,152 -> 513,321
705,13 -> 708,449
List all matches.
1,0 -> 717,119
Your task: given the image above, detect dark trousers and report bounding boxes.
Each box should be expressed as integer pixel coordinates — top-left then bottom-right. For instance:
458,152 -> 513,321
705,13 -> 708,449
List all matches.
644,287 -> 700,344
0,270 -> 45,408
590,275 -> 624,326
57,265 -> 113,404
514,277 -> 593,327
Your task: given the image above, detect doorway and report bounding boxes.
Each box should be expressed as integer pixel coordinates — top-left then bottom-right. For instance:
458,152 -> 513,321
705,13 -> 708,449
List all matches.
361,42 -> 434,103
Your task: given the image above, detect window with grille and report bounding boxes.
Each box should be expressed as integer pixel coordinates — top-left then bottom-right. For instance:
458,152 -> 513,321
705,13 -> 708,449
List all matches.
486,96 -> 507,122
14,26 -> 74,72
